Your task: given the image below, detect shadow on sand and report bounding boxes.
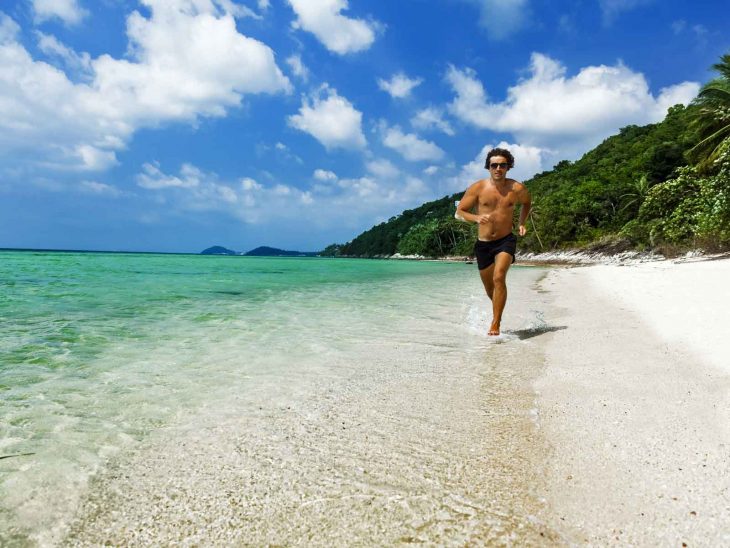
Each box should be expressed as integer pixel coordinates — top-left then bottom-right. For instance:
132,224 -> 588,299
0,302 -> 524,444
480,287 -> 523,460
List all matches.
506,325 -> 567,340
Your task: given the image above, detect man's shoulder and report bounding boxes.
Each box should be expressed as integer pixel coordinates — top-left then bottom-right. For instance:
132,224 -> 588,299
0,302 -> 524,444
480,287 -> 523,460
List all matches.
508,179 -> 527,191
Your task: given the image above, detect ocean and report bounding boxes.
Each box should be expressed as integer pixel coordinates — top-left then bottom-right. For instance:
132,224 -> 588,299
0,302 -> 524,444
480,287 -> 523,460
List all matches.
0,250 -> 556,545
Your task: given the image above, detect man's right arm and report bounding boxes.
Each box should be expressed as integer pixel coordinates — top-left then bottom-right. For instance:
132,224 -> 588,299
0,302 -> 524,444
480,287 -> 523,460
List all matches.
457,183 -> 489,224
456,183 -> 479,223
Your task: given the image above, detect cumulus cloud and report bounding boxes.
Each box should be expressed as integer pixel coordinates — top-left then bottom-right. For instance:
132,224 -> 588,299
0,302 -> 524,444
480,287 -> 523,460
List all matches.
75,145 -> 119,171
366,158 -> 399,178
286,54 -> 309,81
0,12 -> 20,43
0,2 -> 291,173
137,162 -> 202,189
314,169 -> 337,181
289,85 -> 367,150
461,0 -> 530,40
135,161 -> 433,232
411,107 -> 455,136
377,73 -> 422,99
32,0 -> 88,26
381,124 -> 445,162
287,0 -> 379,55
36,32 -> 91,71
445,54 -> 699,157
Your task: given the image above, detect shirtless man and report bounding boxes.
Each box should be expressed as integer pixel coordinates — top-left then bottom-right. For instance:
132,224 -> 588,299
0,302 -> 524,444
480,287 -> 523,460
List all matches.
456,148 -> 531,336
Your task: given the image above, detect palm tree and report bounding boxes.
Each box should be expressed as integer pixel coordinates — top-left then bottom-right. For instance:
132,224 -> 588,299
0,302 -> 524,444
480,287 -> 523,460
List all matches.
619,174 -> 651,213
689,53 -> 730,171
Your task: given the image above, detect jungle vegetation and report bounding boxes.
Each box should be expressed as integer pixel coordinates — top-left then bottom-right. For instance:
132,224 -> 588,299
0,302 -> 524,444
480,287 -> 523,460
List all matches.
322,53 -> 730,258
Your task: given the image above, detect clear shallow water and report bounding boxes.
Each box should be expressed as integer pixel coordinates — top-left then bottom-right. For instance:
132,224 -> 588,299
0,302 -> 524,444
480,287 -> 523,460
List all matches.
0,251 -> 547,544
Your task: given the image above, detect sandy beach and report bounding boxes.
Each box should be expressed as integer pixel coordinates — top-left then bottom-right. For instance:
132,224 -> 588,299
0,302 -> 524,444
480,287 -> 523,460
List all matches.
536,257 -> 730,545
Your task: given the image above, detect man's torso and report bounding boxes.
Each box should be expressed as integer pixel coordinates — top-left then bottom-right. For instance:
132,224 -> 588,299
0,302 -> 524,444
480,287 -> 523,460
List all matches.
476,178 -> 522,241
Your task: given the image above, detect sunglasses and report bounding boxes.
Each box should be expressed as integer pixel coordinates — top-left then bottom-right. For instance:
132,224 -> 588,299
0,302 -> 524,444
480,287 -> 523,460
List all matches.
489,162 -> 509,169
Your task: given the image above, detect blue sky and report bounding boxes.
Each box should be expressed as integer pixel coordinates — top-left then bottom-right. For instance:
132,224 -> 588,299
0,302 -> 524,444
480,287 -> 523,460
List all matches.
1,0 -> 728,253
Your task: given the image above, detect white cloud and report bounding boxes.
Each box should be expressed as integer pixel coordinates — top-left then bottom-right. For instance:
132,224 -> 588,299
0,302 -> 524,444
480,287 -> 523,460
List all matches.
377,72 -> 422,99
462,0 -> 529,39
36,32 -> 91,72
366,158 -> 399,178
411,107 -> 455,136
289,85 -> 367,150
75,144 -> 118,171
286,54 -> 309,81
381,125 -> 445,162
241,177 -> 262,191
0,13 -> 20,43
446,54 -> 699,157
0,3 -> 291,173
423,165 -> 439,176
314,169 -> 337,181
671,19 -> 709,49
273,184 -> 292,195
599,0 -> 653,25
287,0 -> 378,55
137,161 -> 202,189
134,161 -> 434,234
118,147 -> 451,244
79,180 -> 121,196
32,0 -> 88,26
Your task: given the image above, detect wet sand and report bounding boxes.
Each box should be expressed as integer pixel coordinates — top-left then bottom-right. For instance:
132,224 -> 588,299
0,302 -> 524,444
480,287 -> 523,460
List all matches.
536,258 -> 730,545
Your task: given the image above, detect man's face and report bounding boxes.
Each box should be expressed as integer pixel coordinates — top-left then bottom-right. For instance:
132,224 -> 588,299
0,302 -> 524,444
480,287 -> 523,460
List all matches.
488,156 -> 510,179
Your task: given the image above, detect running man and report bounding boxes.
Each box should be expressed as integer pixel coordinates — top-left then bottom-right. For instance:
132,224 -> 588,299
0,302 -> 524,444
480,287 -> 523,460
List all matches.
456,148 -> 531,336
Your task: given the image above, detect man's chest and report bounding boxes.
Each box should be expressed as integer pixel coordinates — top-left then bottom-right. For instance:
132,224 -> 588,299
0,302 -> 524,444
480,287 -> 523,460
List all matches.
478,187 -> 517,210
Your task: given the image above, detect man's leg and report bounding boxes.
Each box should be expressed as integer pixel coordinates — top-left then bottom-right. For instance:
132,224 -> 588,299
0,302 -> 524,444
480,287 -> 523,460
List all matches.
479,264 -> 495,301
488,252 -> 513,336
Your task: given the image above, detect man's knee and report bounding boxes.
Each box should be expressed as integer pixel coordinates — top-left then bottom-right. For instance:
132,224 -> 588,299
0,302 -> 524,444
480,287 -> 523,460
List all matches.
493,270 -> 507,285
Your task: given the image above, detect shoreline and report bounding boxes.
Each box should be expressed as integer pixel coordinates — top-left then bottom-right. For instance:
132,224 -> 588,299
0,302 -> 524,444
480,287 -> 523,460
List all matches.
534,257 -> 730,544
391,248 -> 730,267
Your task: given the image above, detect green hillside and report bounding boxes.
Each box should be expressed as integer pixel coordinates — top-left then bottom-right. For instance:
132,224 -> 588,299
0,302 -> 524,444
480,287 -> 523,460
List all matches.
322,53 -> 730,258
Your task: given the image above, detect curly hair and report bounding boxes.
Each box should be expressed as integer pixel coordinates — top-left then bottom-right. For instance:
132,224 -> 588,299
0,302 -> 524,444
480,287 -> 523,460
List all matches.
484,147 -> 515,169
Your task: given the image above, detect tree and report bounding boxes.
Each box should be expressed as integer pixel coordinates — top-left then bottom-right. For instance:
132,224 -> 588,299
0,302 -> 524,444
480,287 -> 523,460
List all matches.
688,53 -> 730,172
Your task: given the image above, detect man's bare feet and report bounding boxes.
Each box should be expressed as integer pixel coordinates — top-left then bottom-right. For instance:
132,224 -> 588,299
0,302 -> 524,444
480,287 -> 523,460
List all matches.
488,321 -> 500,336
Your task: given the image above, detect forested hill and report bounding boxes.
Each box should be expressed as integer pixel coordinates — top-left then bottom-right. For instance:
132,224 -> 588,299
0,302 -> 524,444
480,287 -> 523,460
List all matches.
322,194 -> 462,258
322,104 -> 695,257
322,69 -> 730,258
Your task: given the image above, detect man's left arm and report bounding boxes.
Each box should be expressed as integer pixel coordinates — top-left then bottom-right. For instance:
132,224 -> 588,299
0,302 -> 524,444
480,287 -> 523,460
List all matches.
517,184 -> 531,236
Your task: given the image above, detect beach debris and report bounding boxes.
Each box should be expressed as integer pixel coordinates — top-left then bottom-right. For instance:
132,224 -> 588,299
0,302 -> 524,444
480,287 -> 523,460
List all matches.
0,452 -> 36,460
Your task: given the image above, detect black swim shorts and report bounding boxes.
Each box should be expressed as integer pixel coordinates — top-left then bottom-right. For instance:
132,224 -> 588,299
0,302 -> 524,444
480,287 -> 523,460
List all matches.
474,233 -> 517,270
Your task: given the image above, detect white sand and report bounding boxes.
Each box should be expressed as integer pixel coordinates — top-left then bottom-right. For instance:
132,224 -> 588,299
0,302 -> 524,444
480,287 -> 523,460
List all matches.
536,258 -> 730,545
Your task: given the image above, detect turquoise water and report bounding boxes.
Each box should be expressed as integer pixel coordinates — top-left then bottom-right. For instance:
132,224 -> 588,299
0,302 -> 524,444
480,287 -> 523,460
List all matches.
0,250 -> 543,543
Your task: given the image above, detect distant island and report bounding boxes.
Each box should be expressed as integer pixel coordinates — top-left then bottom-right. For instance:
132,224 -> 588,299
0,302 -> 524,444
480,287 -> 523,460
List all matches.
201,246 -> 237,255
200,245 -> 318,257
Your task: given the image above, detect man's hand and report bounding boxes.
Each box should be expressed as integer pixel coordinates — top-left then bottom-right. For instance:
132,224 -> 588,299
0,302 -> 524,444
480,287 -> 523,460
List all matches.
477,214 -> 491,224
518,224 -> 527,236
